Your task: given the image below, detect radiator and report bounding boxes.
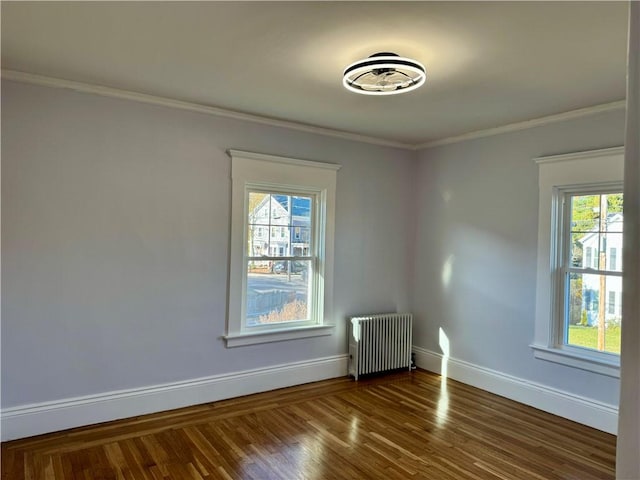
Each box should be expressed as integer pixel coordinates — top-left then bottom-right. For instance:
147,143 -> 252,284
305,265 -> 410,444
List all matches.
348,313 -> 413,380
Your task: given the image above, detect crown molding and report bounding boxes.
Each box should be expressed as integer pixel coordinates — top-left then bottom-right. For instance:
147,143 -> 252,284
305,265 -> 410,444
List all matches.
1,69 -> 414,151
3,69 -> 626,152
416,100 -> 627,150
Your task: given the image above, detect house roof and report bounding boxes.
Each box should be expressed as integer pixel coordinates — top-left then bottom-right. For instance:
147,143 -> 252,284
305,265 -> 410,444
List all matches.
250,195 -> 311,227
273,195 -> 311,220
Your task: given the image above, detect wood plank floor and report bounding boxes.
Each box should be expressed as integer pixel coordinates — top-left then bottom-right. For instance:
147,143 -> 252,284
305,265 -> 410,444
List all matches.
1,370 -> 616,479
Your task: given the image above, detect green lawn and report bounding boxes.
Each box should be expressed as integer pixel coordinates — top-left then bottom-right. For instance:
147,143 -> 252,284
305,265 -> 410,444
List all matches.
568,325 -> 621,354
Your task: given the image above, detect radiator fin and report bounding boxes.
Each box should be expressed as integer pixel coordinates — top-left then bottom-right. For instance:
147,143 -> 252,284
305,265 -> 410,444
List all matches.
348,313 -> 413,380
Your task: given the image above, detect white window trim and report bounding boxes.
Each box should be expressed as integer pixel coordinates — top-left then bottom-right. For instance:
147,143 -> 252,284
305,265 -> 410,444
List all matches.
532,146 -> 624,377
224,150 -> 340,348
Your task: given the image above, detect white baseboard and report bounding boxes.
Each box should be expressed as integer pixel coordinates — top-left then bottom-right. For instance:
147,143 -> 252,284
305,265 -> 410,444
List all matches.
1,354 -> 348,441
412,346 -> 618,434
2,349 -> 616,441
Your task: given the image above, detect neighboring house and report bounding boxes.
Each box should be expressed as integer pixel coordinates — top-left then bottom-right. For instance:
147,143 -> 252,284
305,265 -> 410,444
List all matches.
579,212 -> 623,325
248,195 -> 311,259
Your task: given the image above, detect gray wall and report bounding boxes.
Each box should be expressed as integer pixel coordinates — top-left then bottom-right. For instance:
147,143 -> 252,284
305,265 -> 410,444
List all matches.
2,78 -> 626,412
413,110 -> 626,406
1,81 -> 415,407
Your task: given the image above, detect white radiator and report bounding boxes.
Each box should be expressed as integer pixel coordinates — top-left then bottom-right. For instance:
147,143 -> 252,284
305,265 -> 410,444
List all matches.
348,313 -> 413,380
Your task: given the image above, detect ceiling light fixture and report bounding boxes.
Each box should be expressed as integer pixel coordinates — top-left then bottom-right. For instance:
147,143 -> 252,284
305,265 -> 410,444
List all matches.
343,52 -> 426,95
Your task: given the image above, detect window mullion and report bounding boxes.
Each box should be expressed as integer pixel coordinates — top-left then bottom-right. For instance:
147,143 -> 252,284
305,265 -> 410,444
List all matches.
567,267 -> 622,277
247,256 -> 312,262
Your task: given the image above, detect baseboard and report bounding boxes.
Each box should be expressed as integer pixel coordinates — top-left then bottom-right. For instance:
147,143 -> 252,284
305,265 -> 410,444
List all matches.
3,350 -> 617,441
1,354 -> 348,441
412,346 -> 618,434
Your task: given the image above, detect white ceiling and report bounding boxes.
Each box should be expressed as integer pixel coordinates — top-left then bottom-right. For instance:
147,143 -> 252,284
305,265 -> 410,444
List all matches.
1,2 -> 629,147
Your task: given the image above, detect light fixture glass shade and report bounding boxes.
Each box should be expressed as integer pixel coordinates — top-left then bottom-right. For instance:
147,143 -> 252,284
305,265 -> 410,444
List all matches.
343,52 -> 426,95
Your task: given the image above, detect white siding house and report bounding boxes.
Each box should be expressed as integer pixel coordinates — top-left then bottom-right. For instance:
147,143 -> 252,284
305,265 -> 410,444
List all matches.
579,212 -> 623,325
248,194 -> 311,263
249,196 -> 291,258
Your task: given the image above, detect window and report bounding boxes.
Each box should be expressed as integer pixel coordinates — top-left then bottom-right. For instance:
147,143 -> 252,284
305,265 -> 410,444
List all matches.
562,190 -> 623,355
225,150 -> 339,347
246,191 -> 314,324
533,146 -> 624,377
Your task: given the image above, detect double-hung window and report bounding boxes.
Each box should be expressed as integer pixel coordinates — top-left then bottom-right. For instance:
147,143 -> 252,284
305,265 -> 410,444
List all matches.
246,190 -> 315,324
224,150 -> 339,347
533,147 -> 624,377
559,189 -> 623,355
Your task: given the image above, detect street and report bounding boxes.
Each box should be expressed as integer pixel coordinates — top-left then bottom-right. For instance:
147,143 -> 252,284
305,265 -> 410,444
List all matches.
246,273 -> 309,323
247,272 -> 307,293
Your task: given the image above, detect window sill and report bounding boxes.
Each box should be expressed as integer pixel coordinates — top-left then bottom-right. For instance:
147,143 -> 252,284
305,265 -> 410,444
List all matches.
224,324 -> 335,348
530,344 -> 620,378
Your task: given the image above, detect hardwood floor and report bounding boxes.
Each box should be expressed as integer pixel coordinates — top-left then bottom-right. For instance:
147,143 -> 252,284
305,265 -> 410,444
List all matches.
1,370 -> 616,479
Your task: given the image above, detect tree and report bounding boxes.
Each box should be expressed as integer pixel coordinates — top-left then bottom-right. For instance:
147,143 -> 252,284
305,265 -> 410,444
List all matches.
248,192 -> 267,214
607,193 -> 623,214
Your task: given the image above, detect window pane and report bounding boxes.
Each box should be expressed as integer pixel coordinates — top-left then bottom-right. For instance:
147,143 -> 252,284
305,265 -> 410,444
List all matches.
261,227 -> 285,257
290,196 -> 312,256
247,226 -> 270,256
570,194 -> 600,268
570,194 -> 600,232
606,193 -> 624,221
256,233 -> 285,257
291,196 -> 312,221
248,192 -> 269,225
600,233 -> 623,272
291,227 -> 311,256
570,193 -> 624,272
245,261 -> 311,326
566,272 -> 621,354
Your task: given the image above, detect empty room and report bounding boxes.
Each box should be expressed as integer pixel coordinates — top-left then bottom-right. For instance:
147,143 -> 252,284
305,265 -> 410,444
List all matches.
2,2 -> 639,479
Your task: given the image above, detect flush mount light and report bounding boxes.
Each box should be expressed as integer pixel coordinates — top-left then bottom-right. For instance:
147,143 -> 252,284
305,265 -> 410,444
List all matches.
343,52 -> 426,95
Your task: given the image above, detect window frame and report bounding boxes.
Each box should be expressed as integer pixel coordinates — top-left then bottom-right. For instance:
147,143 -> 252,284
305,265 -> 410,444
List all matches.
532,146 -> 624,377
224,150 -> 340,348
